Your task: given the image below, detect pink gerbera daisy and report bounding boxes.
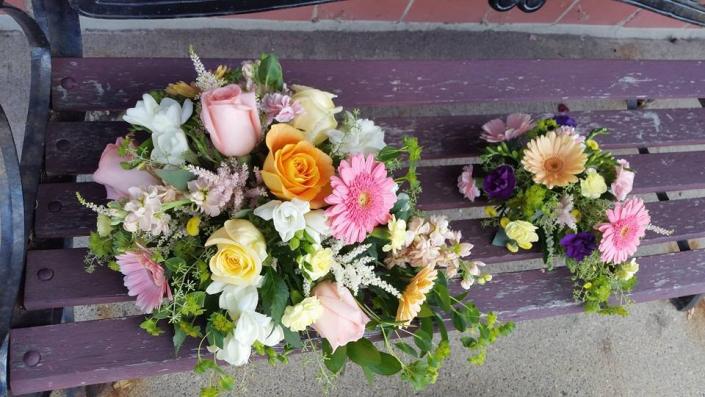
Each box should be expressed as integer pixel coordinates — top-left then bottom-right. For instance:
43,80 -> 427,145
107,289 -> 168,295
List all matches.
325,153 -> 397,244
596,198 -> 651,264
480,113 -> 533,143
116,249 -> 172,313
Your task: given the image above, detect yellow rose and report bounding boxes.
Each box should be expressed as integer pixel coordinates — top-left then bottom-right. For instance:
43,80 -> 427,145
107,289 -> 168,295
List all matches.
580,168 -> 608,199
281,296 -> 323,331
289,84 -> 342,145
302,246 -> 335,280
505,220 -> 539,250
261,124 -> 335,209
205,219 -> 267,286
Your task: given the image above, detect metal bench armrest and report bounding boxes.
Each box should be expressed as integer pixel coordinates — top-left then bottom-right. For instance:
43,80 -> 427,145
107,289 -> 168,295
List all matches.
2,2 -> 52,234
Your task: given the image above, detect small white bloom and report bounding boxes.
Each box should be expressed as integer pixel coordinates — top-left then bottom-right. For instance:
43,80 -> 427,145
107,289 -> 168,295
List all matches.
123,95 -> 193,134
304,210 -> 330,243
259,319 -> 285,347
212,334 -> 251,366
254,199 -> 310,242
150,127 -> 190,165
383,215 -> 407,254
210,283 -> 259,317
327,118 -> 386,156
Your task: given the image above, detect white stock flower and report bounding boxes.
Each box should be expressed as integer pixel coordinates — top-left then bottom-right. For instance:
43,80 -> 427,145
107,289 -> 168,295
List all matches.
151,127 -> 190,165
327,118 -> 386,156
304,210 -> 330,244
254,199 -> 310,242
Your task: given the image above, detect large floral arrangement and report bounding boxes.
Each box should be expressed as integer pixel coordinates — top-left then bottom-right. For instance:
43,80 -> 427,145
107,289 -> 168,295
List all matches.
79,49 -> 512,395
459,113 -> 668,315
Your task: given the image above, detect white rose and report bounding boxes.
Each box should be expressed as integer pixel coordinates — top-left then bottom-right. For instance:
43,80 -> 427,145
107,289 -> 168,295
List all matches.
289,85 -> 342,145
150,127 -> 190,165
254,199 -> 310,242
304,210 -> 330,244
328,118 -> 386,156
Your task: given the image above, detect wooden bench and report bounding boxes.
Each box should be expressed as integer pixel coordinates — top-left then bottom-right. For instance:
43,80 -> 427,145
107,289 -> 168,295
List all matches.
4,1 -> 705,395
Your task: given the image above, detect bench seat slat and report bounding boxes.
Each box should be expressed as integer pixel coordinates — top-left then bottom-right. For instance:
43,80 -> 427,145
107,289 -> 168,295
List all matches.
23,197 -> 705,310
34,150 -> 705,238
12,249 -> 705,395
53,58 -> 705,111
45,108 -> 705,176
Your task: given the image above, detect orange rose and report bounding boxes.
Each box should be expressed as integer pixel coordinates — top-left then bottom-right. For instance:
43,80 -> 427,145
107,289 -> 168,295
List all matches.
262,124 -> 334,209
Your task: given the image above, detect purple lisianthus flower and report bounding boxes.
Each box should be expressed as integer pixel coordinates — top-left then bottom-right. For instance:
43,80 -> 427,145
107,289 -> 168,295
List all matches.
483,165 -> 516,201
553,115 -> 577,128
560,232 -> 597,262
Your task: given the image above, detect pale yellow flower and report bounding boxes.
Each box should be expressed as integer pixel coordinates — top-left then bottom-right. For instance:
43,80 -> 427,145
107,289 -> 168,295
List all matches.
213,65 -> 230,79
383,215 -> 408,254
281,296 -> 323,331
484,206 -> 498,217
505,220 -> 539,251
521,131 -> 587,188
616,258 -> 639,281
302,246 -> 335,280
205,220 -> 267,286
586,139 -> 600,151
580,168 -> 608,199
396,266 -> 438,326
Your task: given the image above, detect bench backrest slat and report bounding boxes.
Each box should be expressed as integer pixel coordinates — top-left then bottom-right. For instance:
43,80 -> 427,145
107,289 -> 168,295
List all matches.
53,58 -> 705,111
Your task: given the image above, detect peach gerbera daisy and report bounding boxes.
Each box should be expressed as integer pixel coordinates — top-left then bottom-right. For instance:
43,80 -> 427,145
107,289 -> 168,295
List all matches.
521,131 -> 587,189
596,197 -> 651,264
396,266 -> 438,326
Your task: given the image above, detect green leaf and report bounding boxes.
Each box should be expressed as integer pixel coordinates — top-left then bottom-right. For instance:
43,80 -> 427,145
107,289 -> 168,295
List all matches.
394,342 -> 418,358
140,318 -> 164,336
451,310 -> 467,332
347,338 -> 381,367
282,326 -> 303,349
434,274 -> 452,312
219,374 -> 235,391
173,327 -> 187,355
164,257 -> 187,273
260,269 -> 289,322
322,340 -> 347,374
417,303 -> 434,318
194,359 -> 218,374
199,387 -> 219,397
413,329 -> 433,354
257,54 -> 283,91
155,168 -> 196,191
433,314 -> 449,343
369,352 -> 402,376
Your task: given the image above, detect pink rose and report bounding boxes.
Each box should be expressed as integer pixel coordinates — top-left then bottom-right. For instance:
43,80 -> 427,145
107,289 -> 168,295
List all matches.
312,281 -> 370,351
200,84 -> 262,157
611,159 -> 634,201
93,138 -> 159,200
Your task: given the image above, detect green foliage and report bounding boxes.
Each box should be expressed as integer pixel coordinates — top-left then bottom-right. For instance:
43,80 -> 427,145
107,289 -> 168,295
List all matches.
257,53 -> 284,92
155,168 -> 196,191
140,318 -> 164,336
322,340 -> 347,374
566,251 -> 633,316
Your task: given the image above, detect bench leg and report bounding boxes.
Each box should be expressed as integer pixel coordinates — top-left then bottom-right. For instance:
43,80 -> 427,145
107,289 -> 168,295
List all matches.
671,294 -> 704,312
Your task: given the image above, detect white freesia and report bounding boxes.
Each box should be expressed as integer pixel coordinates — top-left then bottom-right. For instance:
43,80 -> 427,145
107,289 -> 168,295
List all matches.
304,210 -> 330,244
327,118 -> 386,156
206,282 -> 259,317
254,199 -> 310,242
123,95 -> 193,165
210,334 -> 251,366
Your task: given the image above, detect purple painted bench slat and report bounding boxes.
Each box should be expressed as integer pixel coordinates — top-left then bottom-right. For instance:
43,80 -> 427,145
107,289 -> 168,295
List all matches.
52,58 -> 705,111
44,108 -> 705,176
11,249 -> 705,395
23,197 -> 705,310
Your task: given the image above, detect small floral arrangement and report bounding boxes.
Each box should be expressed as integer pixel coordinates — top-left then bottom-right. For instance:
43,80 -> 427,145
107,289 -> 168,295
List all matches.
459,113 -> 669,315
80,48 -> 512,395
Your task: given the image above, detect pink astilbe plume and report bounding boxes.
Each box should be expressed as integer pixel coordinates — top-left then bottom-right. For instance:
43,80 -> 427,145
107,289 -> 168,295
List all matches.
596,197 -> 651,264
480,113 -> 533,142
187,162 -> 261,216
325,154 -> 396,244
116,249 -> 172,313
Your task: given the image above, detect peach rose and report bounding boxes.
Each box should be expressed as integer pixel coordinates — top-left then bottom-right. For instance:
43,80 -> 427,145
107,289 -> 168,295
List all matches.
200,84 -> 262,157
261,124 -> 334,209
311,281 -> 370,351
93,138 -> 159,200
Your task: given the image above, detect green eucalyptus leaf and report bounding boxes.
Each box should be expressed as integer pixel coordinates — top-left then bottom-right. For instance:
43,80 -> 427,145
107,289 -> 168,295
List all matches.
155,168 -> 196,191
